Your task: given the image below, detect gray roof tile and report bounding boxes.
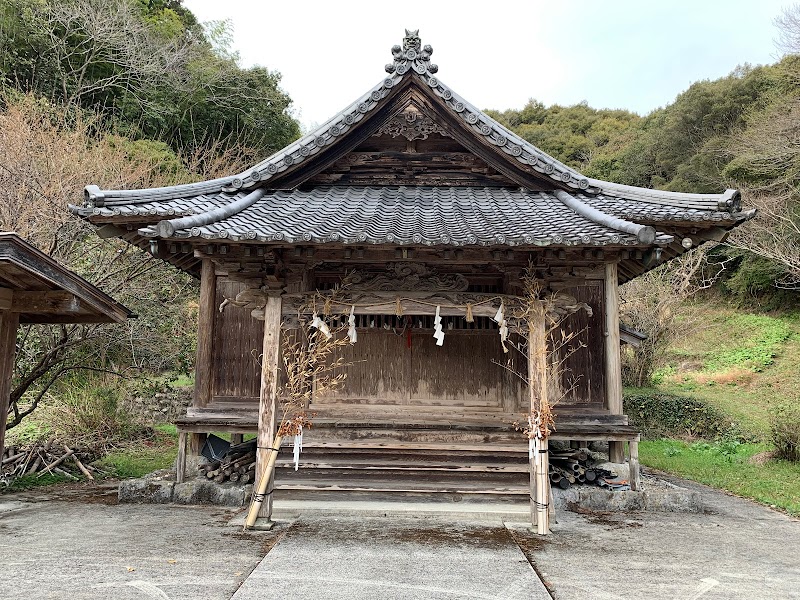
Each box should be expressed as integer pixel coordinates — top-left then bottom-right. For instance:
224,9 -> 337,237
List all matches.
127,186 -> 679,247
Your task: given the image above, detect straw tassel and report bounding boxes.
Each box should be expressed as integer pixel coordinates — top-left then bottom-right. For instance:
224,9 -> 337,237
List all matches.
465,303 -> 474,323
395,297 -> 403,317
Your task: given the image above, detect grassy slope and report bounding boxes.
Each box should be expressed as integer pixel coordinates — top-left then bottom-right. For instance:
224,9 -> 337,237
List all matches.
641,440 -> 800,516
656,306 -> 799,439
639,302 -> 800,513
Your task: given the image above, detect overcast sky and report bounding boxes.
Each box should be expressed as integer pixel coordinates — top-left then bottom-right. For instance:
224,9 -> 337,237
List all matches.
184,0 -> 790,131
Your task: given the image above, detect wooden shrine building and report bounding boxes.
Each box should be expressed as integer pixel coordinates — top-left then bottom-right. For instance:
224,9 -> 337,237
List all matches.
0,233 -> 132,454
71,32 -> 754,518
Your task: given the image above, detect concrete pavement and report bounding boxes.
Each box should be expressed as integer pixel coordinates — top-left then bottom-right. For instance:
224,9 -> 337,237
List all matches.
2,475 -> 800,599
231,516 -> 550,600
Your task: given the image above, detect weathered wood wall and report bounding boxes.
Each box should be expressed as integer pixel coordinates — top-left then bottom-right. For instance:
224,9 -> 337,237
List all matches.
315,330 -> 527,414
211,279 -> 263,405
553,283 -> 606,405
207,276 -> 607,416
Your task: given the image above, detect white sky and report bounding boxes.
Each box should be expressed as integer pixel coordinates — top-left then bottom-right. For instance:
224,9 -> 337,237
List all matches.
184,0 -> 790,131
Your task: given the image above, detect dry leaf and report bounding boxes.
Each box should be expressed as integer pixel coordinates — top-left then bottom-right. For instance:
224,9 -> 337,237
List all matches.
126,567 -> 136,572
167,559 -> 177,564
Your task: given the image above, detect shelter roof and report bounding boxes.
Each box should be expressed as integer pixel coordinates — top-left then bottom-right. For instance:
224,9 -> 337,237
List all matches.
75,186 -> 693,247
70,31 -> 754,281
0,233 -> 132,324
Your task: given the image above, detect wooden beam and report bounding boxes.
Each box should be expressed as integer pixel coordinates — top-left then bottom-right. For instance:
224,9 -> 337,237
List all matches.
0,310 -> 20,455
255,291 -> 282,520
8,291 -> 80,314
0,288 -> 11,311
604,262 -> 625,463
194,259 -> 216,408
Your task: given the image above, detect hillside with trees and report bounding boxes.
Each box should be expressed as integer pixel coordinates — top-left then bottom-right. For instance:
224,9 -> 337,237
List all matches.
0,0 -> 301,441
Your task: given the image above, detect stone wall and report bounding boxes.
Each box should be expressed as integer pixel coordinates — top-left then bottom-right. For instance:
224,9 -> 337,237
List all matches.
123,385 -> 193,424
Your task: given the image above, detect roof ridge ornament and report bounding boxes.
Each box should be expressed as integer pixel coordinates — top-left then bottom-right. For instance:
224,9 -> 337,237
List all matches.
386,29 -> 437,76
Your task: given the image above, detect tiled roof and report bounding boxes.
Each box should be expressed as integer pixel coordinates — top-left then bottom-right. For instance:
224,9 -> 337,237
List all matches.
72,31 -> 754,255
79,186 -> 684,247
77,33 -> 746,215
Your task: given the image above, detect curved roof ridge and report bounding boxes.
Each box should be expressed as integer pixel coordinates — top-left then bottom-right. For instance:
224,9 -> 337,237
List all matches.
145,188 -> 266,238
80,32 -> 598,207
553,190 -> 658,244
589,180 -> 741,212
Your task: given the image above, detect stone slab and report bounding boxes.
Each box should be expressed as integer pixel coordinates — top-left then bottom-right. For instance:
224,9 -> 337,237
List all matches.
231,516 -> 551,600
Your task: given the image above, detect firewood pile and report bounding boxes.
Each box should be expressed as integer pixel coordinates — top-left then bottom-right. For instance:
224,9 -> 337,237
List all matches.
197,446 -> 256,484
550,448 -> 628,490
1,442 -> 103,481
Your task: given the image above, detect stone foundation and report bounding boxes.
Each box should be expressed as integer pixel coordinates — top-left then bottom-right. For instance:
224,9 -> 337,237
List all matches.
119,470 -> 252,507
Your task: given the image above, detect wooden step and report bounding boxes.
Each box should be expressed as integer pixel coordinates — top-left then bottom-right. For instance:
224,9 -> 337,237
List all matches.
292,439 -> 528,453
273,479 -> 528,496
274,460 -> 529,474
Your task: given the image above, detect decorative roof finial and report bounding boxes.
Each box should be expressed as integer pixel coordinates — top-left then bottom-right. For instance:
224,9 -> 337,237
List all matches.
386,30 -> 437,76
403,29 -> 421,52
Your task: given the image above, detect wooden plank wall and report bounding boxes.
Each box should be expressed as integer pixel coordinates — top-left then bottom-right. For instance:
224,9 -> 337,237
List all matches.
207,281 -> 606,414
316,330 -> 527,414
212,279 -> 264,405
554,283 -> 606,405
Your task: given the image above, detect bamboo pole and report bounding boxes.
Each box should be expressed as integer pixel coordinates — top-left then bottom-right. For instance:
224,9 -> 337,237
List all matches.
528,307 -> 551,534
64,444 -> 93,480
243,434 -> 283,530
250,291 -> 282,526
536,437 -> 549,535
38,449 -> 74,477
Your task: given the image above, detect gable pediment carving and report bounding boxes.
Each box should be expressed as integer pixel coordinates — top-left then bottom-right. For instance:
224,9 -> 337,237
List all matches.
343,263 -> 469,292
374,103 -> 453,142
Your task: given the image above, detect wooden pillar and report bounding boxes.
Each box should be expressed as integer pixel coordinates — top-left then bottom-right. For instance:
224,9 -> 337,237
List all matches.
528,306 -> 550,534
194,259 -> 216,409
255,291 -> 282,520
604,262 -> 624,463
230,433 -> 244,446
0,310 -> 19,456
629,439 -> 641,491
176,430 -> 187,483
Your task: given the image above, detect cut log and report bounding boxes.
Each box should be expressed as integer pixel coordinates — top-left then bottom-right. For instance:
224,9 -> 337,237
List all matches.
67,445 -> 94,480
2,452 -> 24,465
38,449 -> 74,477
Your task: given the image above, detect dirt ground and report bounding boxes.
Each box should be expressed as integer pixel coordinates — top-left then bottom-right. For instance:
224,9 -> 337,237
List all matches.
1,477 -> 799,599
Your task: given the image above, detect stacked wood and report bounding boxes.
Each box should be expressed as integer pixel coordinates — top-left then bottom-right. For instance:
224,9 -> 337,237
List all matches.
196,448 -> 256,485
548,448 -> 620,490
1,442 -> 103,480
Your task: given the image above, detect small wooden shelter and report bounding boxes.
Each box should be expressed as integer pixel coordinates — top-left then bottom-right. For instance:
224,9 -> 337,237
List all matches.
0,232 -> 132,453
71,32 -> 754,521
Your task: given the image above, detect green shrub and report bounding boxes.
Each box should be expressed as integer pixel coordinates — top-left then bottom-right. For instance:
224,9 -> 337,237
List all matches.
624,390 -> 739,439
48,379 -> 145,449
770,401 -> 800,462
